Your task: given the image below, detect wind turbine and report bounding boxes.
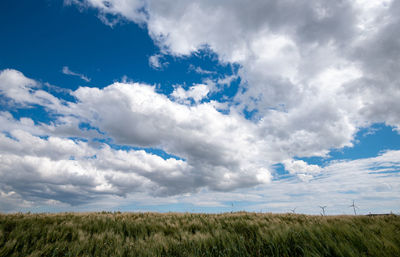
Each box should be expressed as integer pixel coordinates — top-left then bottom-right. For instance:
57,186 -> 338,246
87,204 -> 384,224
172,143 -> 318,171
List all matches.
290,207 -> 297,214
319,206 -> 327,216
350,200 -> 358,215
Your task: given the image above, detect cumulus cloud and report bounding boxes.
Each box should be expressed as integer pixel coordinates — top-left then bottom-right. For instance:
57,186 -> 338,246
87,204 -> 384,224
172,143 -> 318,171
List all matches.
69,81 -> 273,191
0,69 -> 38,105
0,69 -> 273,208
282,159 -> 322,181
0,69 -> 67,112
2,0 -> 400,211
6,147 -> 396,214
0,128 -> 190,206
0,68 -> 399,212
70,0 -> 400,139
62,66 -> 91,82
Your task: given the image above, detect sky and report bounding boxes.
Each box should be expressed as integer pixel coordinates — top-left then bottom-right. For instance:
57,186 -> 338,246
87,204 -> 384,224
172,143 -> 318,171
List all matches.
0,0 -> 399,215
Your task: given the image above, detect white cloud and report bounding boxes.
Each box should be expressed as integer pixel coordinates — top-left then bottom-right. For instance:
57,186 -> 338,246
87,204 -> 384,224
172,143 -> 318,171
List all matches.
148,54 -> 168,69
2,0 -> 400,211
0,70 -> 274,205
188,64 -> 215,75
62,66 -> 91,82
70,0 -> 400,137
282,159 -> 322,181
64,0 -> 147,25
69,81 -> 274,192
237,150 -> 400,214
0,69 -> 67,112
0,128 -> 192,207
1,58 -> 399,212
0,69 -> 38,104
25,149 -> 397,214
171,84 -> 210,104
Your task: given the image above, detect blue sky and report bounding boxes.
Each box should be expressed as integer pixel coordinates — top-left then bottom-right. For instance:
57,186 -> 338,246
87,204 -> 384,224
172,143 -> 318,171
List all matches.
0,0 -> 399,214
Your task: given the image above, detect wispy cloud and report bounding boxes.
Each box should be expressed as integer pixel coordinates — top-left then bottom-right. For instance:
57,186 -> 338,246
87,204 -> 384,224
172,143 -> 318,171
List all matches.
148,54 -> 168,70
188,64 -> 216,75
62,66 -> 91,82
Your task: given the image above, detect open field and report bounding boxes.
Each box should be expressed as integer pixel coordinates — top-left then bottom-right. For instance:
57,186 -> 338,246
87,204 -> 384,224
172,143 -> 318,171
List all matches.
1,212 -> 399,256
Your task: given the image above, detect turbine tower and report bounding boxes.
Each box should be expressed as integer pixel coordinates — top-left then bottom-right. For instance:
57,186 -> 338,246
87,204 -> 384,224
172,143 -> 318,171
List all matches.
350,200 -> 358,215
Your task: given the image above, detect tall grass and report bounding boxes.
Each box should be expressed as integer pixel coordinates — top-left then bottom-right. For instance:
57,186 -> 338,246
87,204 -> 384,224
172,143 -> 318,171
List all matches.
1,212 -> 399,256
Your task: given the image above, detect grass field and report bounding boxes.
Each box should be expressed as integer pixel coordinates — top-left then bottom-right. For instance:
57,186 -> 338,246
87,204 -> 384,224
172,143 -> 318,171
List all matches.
0,212 -> 399,256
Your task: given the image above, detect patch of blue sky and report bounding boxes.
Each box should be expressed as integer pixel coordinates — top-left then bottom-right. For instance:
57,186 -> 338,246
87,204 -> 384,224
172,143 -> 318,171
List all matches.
368,171 -> 400,176
1,131 -> 17,140
208,76 -> 241,101
154,50 -> 239,97
242,107 -> 259,120
329,123 -> 400,159
0,0 -> 154,89
273,123 -> 400,178
78,122 -> 105,135
271,163 -> 292,181
0,0 -> 236,103
367,163 -> 400,175
368,165 -> 400,171
294,123 -> 400,167
66,136 -> 89,143
3,104 -> 56,125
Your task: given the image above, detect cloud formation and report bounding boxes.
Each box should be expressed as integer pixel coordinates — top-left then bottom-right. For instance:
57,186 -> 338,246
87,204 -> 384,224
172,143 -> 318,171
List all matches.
1,0 -> 399,212
0,69 -> 273,207
62,66 -> 91,82
148,54 -> 168,69
171,84 -> 210,104
70,0 -> 400,143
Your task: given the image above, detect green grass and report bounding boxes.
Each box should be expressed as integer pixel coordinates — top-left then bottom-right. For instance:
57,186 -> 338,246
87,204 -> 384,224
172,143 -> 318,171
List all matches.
1,212 -> 399,256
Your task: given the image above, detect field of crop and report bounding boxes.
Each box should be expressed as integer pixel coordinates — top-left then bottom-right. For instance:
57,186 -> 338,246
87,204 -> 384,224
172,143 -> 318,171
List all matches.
0,212 -> 399,256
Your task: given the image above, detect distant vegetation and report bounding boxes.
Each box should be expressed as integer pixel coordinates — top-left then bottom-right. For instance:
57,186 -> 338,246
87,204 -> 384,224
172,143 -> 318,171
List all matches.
1,212 -> 399,256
